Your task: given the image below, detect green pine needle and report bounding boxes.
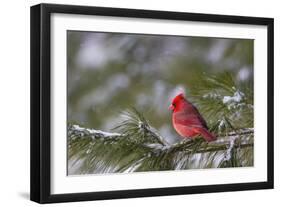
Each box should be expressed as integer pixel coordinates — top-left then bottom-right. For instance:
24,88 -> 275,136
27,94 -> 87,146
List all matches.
68,73 -> 253,174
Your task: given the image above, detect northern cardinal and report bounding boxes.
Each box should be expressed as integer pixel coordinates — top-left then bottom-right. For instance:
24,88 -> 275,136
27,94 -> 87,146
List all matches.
169,93 -> 216,142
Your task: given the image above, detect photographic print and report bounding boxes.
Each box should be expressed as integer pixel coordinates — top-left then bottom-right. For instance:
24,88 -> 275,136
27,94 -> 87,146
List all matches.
67,31 -> 254,175
31,4 -> 273,203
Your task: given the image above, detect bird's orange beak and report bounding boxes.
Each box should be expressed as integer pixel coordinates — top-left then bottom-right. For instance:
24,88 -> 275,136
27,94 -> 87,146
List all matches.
169,104 -> 175,111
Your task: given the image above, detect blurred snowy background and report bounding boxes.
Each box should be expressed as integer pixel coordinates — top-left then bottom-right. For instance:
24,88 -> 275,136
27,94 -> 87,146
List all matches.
67,31 -> 253,144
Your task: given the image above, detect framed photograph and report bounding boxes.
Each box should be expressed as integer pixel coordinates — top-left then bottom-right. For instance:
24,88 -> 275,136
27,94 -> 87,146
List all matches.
30,3 -> 274,203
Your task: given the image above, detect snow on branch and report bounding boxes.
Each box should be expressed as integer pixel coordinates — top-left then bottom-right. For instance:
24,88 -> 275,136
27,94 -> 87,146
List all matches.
68,124 -> 253,155
69,124 -> 122,140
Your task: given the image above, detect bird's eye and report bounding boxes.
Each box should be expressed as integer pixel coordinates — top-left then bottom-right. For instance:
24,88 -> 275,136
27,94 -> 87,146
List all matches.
172,103 -> 176,107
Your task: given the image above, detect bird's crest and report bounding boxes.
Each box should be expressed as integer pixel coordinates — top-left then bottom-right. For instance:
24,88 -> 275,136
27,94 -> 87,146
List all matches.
172,92 -> 185,103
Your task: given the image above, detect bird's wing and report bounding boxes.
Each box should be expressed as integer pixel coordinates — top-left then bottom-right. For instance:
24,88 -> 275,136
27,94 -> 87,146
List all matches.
189,103 -> 208,129
174,108 -> 208,129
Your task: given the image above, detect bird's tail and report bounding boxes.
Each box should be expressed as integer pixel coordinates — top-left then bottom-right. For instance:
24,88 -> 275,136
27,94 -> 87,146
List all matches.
199,128 -> 216,142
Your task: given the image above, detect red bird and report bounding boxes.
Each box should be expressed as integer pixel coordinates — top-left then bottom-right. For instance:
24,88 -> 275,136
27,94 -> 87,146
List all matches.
169,93 -> 216,142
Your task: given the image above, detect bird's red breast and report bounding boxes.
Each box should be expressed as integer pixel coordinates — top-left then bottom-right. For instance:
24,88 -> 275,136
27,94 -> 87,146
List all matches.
169,93 -> 216,142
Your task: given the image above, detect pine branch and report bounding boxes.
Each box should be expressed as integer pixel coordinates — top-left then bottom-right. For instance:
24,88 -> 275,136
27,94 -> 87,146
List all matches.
69,124 -> 122,140
68,109 -> 253,174
68,73 -> 254,174
69,124 -> 253,154
113,108 -> 169,146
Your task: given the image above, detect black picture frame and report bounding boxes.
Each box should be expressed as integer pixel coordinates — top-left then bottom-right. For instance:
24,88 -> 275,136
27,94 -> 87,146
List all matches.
30,3 -> 274,204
